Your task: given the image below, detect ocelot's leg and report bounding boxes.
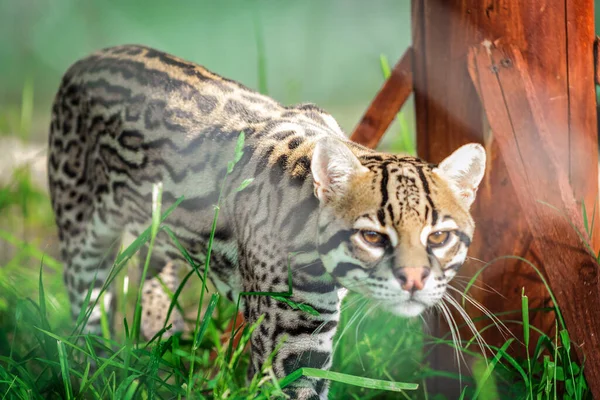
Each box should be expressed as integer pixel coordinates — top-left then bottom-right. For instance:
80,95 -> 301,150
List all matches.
58,210 -> 122,336
245,289 -> 340,400
48,81 -> 123,336
138,248 -> 185,340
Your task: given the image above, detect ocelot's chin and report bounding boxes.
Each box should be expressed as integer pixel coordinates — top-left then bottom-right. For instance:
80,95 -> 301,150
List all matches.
390,300 -> 428,318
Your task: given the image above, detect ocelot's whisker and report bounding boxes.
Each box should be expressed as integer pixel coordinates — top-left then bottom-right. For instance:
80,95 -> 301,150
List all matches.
465,255 -> 488,264
341,281 -> 372,292
436,300 -> 465,381
451,278 -> 497,296
340,293 -> 370,313
309,294 -> 366,340
446,286 -> 513,341
354,301 -> 379,372
291,259 -> 324,274
330,299 -> 370,363
443,293 -> 490,364
419,311 -> 431,335
451,275 -> 508,299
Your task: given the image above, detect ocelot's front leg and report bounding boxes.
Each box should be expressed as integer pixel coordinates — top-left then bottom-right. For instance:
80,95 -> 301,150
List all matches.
244,286 -> 341,400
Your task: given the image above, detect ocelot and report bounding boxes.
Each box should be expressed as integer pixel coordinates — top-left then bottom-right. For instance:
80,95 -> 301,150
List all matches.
48,44 -> 486,399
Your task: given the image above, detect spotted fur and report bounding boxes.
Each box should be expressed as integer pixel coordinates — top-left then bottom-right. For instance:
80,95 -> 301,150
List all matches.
48,45 -> 485,399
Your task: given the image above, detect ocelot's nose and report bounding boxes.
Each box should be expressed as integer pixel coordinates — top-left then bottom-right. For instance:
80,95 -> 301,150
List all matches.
394,266 -> 431,292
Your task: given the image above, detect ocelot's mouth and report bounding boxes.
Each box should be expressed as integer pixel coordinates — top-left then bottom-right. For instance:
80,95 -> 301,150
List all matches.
383,298 -> 429,318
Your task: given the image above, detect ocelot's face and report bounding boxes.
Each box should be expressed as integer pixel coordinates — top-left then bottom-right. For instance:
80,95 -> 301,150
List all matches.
311,140 -> 485,317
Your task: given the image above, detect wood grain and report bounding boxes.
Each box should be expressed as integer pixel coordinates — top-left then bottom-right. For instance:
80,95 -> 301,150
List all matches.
410,1 -> 599,396
350,48 -> 413,148
469,42 -> 600,396
595,37 -> 600,85
411,3 -> 549,396
566,0 -> 599,250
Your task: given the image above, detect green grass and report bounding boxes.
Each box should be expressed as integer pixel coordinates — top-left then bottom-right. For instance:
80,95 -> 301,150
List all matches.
0,132 -> 591,399
0,60 -> 593,399
0,133 -> 422,399
0,77 -> 34,139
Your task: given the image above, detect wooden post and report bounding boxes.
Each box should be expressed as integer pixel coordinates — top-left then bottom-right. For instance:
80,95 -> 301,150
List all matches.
469,42 -> 600,396
351,48 -> 413,148
411,0 -> 599,395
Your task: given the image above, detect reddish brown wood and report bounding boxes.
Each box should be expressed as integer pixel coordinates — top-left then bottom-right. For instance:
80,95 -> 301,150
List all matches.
469,43 -> 600,396
566,4 -> 599,250
412,0 -> 552,374
411,0 -> 599,395
350,48 -> 413,148
411,0 -> 429,158
595,37 -> 600,85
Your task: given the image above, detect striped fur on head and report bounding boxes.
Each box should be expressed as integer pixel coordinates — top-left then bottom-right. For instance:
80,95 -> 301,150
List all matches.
312,139 -> 485,317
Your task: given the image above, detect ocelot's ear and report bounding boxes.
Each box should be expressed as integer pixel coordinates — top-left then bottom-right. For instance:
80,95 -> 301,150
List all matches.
311,138 -> 368,204
434,143 -> 486,208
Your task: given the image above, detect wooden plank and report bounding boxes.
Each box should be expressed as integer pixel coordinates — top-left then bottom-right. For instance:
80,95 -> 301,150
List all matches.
350,48 -> 413,148
469,42 -> 600,397
566,0 -> 599,250
412,4 -> 519,396
413,0 -> 486,162
595,37 -> 600,85
411,5 -> 551,396
411,1 -> 599,395
412,0 -> 430,159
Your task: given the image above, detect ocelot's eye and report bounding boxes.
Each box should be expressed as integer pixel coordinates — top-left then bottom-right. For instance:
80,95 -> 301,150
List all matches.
361,230 -> 389,247
428,231 -> 451,247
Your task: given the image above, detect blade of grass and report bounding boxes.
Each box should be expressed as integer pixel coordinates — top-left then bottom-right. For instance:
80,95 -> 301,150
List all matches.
522,288 -> 533,400
554,321 -> 558,400
152,254 -> 200,344
56,340 -> 73,399
7,302 -> 23,372
537,200 -> 596,266
253,7 -> 268,95
194,293 -> 219,346
0,230 -> 61,272
463,254 -> 566,330
100,292 -> 110,341
472,338 -> 514,399
132,182 -> 163,344
35,327 -> 89,355
560,329 -> 577,397
78,346 -> 128,396
38,263 -> 46,324
78,362 -> 91,398
582,200 -> 590,239
113,195 -> 184,268
228,314 -> 264,372
114,374 -> 142,400
379,54 -> 414,155
187,291 -> 220,395
161,225 -> 202,279
590,196 -> 598,243
280,368 -> 418,392
19,77 -> 33,140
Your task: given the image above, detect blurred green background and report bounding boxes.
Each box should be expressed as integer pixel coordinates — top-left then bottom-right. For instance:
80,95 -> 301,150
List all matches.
0,0 -> 412,142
